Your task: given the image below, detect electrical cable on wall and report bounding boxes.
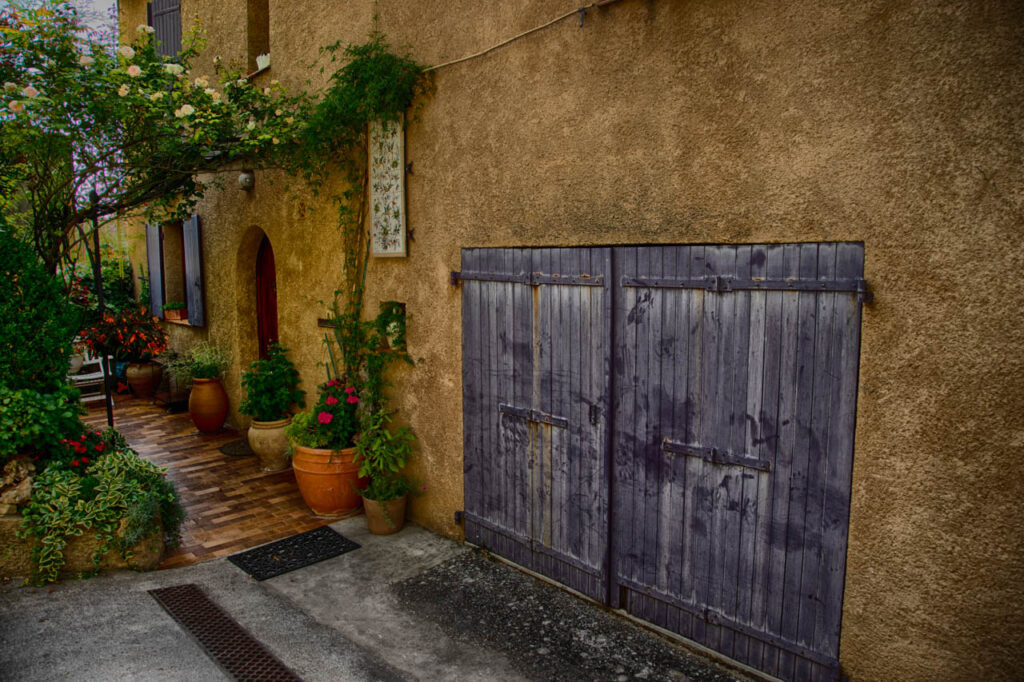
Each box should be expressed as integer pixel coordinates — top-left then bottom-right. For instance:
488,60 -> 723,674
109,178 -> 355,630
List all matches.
425,0 -> 623,73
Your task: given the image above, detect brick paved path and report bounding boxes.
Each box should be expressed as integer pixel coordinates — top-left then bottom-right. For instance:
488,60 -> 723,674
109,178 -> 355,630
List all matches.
85,398 -> 328,569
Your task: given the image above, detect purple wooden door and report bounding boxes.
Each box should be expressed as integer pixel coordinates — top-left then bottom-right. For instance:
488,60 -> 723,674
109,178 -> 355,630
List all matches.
460,243 -> 867,682
459,247 -> 612,603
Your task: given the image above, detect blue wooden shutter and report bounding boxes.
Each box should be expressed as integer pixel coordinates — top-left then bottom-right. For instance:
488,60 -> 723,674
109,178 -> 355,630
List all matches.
150,0 -> 181,58
183,214 -> 204,327
145,223 -> 164,318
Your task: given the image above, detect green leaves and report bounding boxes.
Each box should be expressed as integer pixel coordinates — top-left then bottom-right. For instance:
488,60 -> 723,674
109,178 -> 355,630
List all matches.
239,344 -> 305,421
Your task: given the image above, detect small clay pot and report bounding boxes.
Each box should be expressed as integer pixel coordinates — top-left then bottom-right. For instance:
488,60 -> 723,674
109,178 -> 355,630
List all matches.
247,417 -> 292,472
188,377 -> 229,432
126,361 -> 163,399
291,445 -> 364,517
362,495 -> 407,535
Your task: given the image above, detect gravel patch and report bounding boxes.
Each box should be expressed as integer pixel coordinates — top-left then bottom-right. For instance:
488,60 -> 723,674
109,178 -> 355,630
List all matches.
393,551 -> 748,682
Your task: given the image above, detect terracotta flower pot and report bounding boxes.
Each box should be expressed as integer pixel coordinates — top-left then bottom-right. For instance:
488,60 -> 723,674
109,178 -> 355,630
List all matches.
291,445 -> 365,518
188,377 -> 229,432
126,361 -> 163,399
247,417 -> 292,472
362,495 -> 407,535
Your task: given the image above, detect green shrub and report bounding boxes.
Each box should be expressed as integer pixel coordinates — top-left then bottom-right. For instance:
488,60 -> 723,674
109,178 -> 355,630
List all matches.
355,409 -> 414,502
166,341 -> 229,381
0,385 -> 84,469
0,227 -> 81,392
239,344 -> 305,422
18,442 -> 185,584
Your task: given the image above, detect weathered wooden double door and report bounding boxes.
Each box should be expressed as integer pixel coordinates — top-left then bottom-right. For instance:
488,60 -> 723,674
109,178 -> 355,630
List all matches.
460,243 -> 867,681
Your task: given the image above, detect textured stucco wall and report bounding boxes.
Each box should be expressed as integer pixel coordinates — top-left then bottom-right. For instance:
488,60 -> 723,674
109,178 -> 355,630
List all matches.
118,1 -> 1024,679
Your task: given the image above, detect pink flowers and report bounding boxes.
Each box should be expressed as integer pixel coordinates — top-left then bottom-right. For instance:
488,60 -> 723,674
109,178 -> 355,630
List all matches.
327,379 -> 340,388
326,395 -> 338,406
346,395 -> 359,404
344,386 -> 355,394
317,411 -> 333,424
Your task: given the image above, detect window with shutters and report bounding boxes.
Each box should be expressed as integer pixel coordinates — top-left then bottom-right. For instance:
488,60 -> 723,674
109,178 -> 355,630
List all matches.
247,0 -> 270,73
146,216 -> 205,326
147,0 -> 181,58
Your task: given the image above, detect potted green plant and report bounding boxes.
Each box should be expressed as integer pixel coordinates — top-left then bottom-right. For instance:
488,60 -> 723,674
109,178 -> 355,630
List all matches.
168,341 -> 230,432
161,301 -> 188,322
284,378 -> 364,517
354,409 -> 415,534
239,344 -> 304,472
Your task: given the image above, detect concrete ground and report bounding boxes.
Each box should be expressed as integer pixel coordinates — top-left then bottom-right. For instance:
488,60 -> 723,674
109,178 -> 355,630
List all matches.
0,518 -> 753,681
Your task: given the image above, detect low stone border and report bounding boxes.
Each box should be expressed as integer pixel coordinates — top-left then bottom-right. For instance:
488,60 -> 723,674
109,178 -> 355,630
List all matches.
0,514 -> 164,579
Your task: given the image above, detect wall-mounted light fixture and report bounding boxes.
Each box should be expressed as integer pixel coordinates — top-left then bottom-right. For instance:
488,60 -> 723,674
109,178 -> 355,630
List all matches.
238,170 -> 255,191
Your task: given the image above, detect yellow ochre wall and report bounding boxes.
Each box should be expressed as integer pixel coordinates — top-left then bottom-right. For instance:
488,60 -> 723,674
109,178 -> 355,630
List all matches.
118,1 -> 1024,680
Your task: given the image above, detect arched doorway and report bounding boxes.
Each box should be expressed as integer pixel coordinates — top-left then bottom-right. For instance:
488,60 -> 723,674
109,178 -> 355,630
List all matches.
255,236 -> 278,359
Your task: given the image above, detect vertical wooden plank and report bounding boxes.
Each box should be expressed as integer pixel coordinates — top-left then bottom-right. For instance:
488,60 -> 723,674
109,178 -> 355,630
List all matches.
689,244 -> 717,646
481,250 -> 499,524
708,245 -> 737,654
639,246 -> 662,596
630,247 -> 652,600
793,244 -> 838,682
595,246 -> 613,591
551,249 -> 572,556
762,243 -> 802,679
461,250 -> 482,527
513,249 -> 533,546
610,246 -> 638,608
776,243 -> 821,681
740,243 -> 770,668
813,243 -> 864,665
145,223 -> 164,318
655,246 -> 679,617
669,245 -> 695,639
723,245 -> 753,661
496,249 -> 513,533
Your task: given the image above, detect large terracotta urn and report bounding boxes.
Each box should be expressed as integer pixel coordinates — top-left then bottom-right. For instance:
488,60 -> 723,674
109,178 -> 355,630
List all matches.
247,417 -> 292,472
291,445 -> 364,517
126,361 -> 163,399
188,377 -> 228,432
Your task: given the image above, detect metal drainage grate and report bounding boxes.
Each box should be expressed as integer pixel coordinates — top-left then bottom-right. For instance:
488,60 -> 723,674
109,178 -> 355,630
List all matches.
149,583 -> 301,682
228,526 -> 360,581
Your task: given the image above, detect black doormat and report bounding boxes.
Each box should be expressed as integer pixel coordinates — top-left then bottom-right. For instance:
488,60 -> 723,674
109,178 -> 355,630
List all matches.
227,526 -> 360,580
219,438 -> 254,457
149,583 -> 301,681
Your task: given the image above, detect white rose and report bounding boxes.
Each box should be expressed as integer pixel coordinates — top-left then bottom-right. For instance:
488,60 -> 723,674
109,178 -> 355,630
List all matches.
8,100 -> 24,113
127,65 -> 142,78
236,78 -> 247,87
149,91 -> 165,101
272,137 -> 279,144
3,82 -> 18,92
79,55 -> 95,66
179,104 -> 195,116
246,120 -> 256,130
118,45 -> 136,59
118,84 -> 129,97
285,116 -> 294,124
21,85 -> 39,98
275,108 -> 282,116
194,76 -> 208,88
136,24 -> 155,34
163,63 -> 184,75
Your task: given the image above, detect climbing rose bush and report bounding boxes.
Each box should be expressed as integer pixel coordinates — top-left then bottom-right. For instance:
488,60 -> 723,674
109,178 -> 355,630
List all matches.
0,2 -> 307,271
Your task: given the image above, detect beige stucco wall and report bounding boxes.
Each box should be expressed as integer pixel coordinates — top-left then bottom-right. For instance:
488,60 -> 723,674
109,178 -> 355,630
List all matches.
119,1 -> 1024,679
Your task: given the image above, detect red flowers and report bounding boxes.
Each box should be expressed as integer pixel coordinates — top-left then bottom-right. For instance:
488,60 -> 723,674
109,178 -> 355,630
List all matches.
326,379 -> 340,388
317,411 -> 333,424
346,395 -> 359,404
344,386 -> 355,394
325,395 -> 338,406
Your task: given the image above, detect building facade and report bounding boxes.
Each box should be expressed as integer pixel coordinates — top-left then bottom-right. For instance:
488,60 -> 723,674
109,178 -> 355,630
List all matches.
117,1 -> 1024,680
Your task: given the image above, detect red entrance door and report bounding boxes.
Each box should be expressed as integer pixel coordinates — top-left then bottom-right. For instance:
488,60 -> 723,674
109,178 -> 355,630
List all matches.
256,236 -> 278,359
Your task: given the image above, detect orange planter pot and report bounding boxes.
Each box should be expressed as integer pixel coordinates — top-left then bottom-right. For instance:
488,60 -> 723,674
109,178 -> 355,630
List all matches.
291,445 -> 365,518
126,362 -> 162,399
188,377 -> 229,432
362,495 -> 407,535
